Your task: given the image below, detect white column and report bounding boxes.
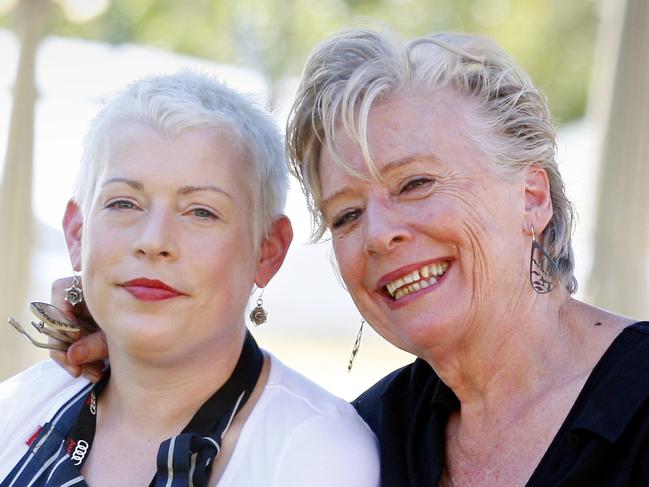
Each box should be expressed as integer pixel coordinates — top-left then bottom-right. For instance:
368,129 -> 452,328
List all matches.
0,0 -> 51,378
587,0 -> 649,317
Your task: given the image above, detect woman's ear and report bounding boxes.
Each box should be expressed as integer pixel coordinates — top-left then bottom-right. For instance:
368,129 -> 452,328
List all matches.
523,166 -> 553,234
255,215 -> 294,288
62,199 -> 84,271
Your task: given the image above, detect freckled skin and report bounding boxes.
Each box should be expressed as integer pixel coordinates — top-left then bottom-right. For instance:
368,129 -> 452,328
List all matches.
319,87 -> 637,487
318,89 -> 531,360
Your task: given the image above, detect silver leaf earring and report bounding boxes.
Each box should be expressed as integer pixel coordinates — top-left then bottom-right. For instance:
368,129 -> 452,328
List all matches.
529,227 -> 559,294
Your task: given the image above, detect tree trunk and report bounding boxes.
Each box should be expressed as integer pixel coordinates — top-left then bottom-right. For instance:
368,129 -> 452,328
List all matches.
0,0 -> 51,378
586,0 -> 649,318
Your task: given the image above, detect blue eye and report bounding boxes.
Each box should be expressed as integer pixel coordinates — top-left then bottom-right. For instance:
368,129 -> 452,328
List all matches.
107,200 -> 136,210
191,208 -> 218,219
332,209 -> 362,229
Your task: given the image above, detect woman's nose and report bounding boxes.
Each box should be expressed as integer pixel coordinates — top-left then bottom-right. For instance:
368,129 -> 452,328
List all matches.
363,199 -> 412,255
131,209 -> 179,260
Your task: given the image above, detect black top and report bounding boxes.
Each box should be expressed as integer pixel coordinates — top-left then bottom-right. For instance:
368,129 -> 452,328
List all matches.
353,322 -> 649,487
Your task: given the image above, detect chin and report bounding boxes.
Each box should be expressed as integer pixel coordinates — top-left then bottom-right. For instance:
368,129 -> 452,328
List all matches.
387,312 -> 465,356
106,316 -> 183,351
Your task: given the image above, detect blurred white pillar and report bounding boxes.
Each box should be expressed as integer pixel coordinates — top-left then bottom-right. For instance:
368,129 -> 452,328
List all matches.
586,0 -> 649,317
0,0 -> 51,376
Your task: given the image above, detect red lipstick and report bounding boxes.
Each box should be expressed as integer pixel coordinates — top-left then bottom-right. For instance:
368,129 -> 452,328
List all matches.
120,278 -> 185,301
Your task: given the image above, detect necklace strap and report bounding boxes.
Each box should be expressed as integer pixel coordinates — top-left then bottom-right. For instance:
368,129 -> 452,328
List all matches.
154,330 -> 264,486
64,331 -> 263,487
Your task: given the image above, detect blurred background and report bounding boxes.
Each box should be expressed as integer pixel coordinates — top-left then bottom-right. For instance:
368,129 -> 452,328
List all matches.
0,0 -> 647,400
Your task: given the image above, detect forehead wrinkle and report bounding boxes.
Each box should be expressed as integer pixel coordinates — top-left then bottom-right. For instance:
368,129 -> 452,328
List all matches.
378,153 -> 443,175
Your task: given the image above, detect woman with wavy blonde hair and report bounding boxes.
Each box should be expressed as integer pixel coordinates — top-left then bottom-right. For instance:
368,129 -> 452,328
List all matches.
287,28 -> 649,486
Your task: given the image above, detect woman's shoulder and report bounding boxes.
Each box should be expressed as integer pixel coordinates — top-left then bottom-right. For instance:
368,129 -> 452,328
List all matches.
530,321 -> 649,485
593,319 -> 649,382
623,320 -> 649,336
264,351 -> 380,450
261,352 -> 359,416
569,320 -> 649,439
0,360 -> 90,426
352,358 -> 441,421
0,360 -> 90,479
217,352 -> 380,486
596,320 -> 649,374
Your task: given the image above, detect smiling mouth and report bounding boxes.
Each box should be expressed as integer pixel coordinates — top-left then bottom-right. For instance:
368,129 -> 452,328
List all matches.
384,262 -> 449,300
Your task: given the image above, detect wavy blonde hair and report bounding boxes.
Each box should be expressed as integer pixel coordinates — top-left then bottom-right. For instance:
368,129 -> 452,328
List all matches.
287,29 -> 577,293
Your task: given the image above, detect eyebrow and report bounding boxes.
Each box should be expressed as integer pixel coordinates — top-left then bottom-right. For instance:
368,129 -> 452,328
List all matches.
178,185 -> 233,200
320,154 -> 440,216
101,177 -> 143,190
101,178 -> 233,200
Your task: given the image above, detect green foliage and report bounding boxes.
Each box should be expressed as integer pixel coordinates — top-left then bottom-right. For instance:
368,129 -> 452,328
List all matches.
0,0 -> 599,121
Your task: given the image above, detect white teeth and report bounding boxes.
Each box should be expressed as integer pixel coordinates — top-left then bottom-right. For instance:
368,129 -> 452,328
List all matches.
384,261 -> 449,300
402,271 -> 419,285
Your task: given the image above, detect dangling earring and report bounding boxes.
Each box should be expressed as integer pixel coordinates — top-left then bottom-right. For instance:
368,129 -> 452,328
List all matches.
249,289 -> 267,326
64,272 -> 84,306
347,319 -> 364,372
529,227 -> 559,294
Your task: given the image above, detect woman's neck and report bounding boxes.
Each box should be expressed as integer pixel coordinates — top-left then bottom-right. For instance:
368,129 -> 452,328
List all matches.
423,294 -> 627,417
97,327 -> 247,438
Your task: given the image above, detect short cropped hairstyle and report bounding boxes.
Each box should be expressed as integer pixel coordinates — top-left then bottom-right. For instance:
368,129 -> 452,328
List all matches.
76,71 -> 288,245
287,29 -> 577,293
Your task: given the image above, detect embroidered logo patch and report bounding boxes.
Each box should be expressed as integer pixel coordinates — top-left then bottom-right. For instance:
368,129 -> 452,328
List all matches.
71,439 -> 90,465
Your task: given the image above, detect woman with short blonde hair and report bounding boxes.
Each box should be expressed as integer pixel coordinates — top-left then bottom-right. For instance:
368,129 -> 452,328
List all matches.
0,72 -> 379,487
